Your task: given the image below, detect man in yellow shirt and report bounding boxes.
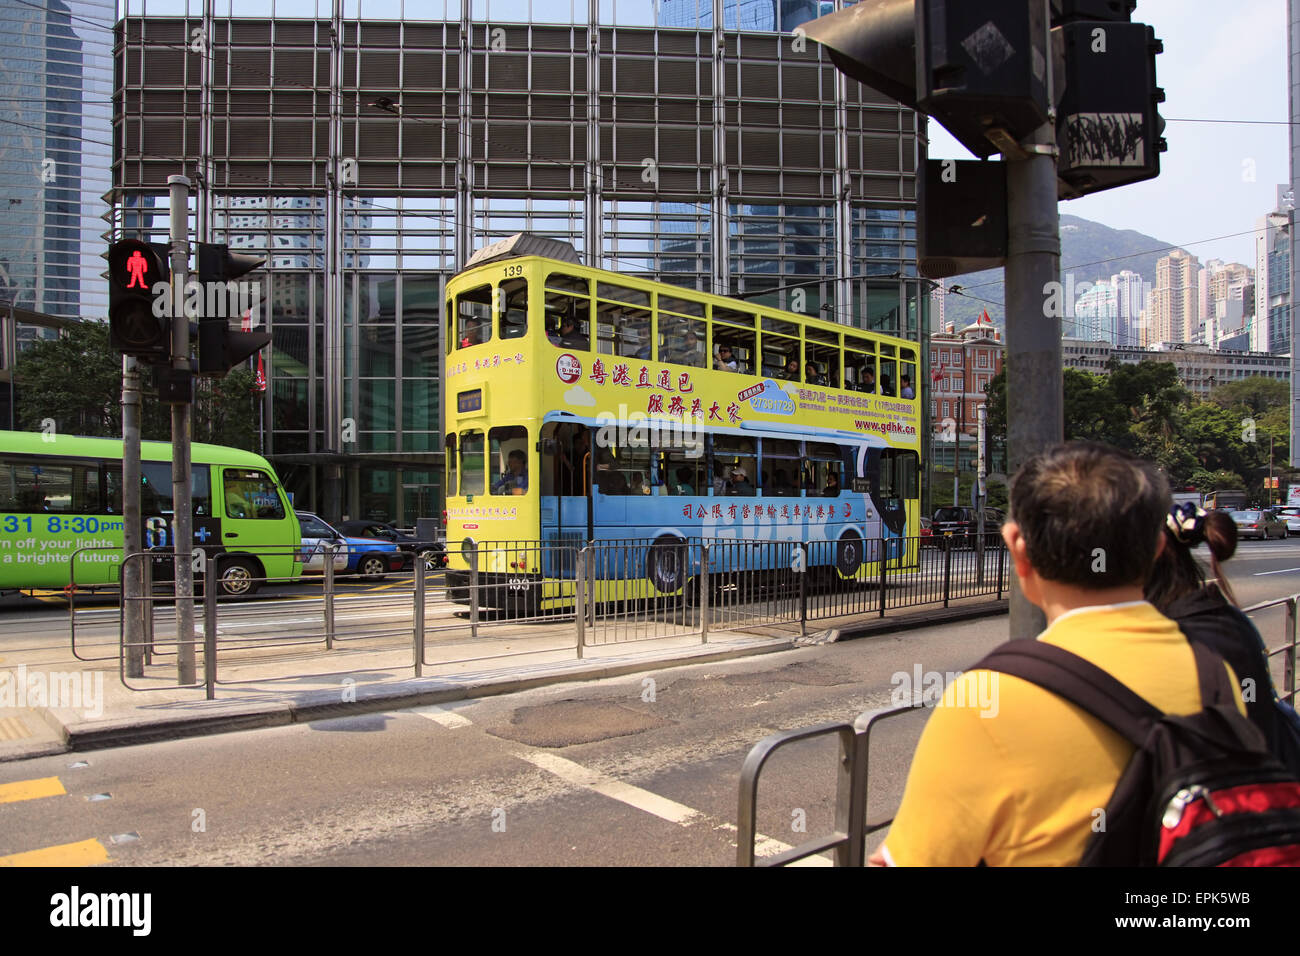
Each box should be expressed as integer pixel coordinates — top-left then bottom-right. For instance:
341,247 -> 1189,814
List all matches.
872,441 -> 1231,866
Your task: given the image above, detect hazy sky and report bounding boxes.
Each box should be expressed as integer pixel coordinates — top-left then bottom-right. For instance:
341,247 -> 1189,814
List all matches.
925,0 -> 1290,271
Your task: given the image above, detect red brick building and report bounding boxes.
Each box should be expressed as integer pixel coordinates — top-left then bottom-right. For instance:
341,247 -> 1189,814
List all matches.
929,314 -> 1004,438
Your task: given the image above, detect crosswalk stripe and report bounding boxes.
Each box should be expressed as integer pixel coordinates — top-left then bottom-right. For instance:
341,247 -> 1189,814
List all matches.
0,838 -> 109,867
0,776 -> 65,805
411,705 -> 473,729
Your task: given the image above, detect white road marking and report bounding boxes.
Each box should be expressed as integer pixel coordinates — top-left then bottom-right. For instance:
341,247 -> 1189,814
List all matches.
1253,567 -> 1300,576
519,751 -> 701,825
517,750 -> 830,865
411,705 -> 473,729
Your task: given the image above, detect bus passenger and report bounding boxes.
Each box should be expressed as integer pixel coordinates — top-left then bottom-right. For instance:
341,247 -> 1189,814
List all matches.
728,467 -> 754,496
669,329 -> 703,366
901,374 -> 915,399
713,461 -> 727,495
674,467 -> 695,496
491,450 -> 528,495
823,470 -> 841,497
715,344 -> 739,372
549,314 -> 587,350
806,362 -> 824,386
862,368 -> 876,393
770,468 -> 795,497
783,357 -> 800,380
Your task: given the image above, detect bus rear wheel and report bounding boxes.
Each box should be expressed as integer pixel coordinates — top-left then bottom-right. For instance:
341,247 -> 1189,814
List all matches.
218,557 -> 261,597
647,535 -> 688,594
836,530 -> 863,581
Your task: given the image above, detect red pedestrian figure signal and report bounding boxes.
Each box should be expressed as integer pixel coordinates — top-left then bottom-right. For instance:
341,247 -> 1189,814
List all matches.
125,249 -> 151,288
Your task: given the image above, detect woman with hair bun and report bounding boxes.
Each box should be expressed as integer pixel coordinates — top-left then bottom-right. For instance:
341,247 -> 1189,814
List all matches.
1146,502 -> 1300,773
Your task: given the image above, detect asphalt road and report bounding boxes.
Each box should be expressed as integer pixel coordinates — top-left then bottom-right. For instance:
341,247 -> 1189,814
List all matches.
1,540 -> 1298,867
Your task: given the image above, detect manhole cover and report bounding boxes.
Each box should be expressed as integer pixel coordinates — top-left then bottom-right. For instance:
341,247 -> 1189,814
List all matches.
488,699 -> 672,748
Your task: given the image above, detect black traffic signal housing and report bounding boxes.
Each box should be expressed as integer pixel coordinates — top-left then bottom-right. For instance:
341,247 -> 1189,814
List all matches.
107,239 -> 168,363
194,242 -> 270,376
917,159 -> 1008,278
803,0 -> 1053,159
1054,20 -> 1165,198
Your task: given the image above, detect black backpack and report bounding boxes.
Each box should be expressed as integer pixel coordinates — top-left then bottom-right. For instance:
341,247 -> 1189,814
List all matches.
977,639 -> 1300,866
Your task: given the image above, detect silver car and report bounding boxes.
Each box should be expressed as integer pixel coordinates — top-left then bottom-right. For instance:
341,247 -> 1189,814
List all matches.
1274,507 -> 1300,537
1230,510 -> 1287,540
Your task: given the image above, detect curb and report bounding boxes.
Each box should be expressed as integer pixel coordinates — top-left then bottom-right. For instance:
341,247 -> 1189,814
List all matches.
46,638 -> 800,753
833,601 -> 1010,640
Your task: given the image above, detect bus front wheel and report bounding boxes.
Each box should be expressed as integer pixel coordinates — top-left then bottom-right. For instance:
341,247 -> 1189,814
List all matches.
218,557 -> 261,597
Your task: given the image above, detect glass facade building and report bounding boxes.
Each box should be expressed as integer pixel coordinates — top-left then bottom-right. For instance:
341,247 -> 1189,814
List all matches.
0,0 -> 114,330
112,0 -> 923,524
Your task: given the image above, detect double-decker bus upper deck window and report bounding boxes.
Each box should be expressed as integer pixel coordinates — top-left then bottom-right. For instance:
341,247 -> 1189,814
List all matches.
760,438 -> 801,497
713,435 -> 757,497
460,430 -> 485,496
223,468 -> 285,520
446,433 -> 458,496
489,426 -> 529,496
658,294 -> 707,368
804,326 -> 840,388
761,317 -> 801,381
498,278 -> 528,340
545,273 -> 591,351
879,343 -> 898,397
711,307 -> 755,374
899,347 -> 917,400
456,284 -> 492,348
844,335 -> 876,392
596,285 -> 653,359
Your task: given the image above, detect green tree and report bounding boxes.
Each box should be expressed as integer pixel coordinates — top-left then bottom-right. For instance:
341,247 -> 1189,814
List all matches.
14,320 -> 260,450
1208,376 -> 1288,417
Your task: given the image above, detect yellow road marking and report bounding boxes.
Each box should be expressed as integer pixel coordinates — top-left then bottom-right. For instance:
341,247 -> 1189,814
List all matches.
0,717 -> 33,741
0,776 -> 66,804
0,838 -> 109,867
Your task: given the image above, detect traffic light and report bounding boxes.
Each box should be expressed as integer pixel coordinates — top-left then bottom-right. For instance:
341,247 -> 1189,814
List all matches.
108,239 -> 168,362
802,0 -> 1164,196
193,242 -> 270,376
802,1 -> 1053,160
917,159 -> 1008,277
1054,19 -> 1165,198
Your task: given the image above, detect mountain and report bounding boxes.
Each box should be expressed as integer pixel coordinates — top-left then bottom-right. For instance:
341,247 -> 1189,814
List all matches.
934,215 -> 1190,335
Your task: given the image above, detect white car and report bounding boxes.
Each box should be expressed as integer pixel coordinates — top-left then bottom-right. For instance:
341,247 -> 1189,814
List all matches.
297,511 -> 350,573
1274,507 -> 1300,537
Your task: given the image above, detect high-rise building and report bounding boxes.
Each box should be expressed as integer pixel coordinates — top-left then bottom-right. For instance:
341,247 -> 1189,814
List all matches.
112,1 -> 924,523
0,0 -> 113,330
1256,186 -> 1292,354
1151,249 -> 1199,345
1074,282 -> 1115,342
1112,269 -> 1147,348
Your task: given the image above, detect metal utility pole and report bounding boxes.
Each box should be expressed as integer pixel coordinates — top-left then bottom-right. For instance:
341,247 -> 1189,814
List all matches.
122,355 -> 145,677
976,403 -> 987,586
1003,119 -> 1063,640
168,174 -> 197,684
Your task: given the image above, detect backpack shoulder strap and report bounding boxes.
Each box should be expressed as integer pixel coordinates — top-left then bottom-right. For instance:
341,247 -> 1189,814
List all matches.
974,640 -> 1164,748
1190,641 -> 1242,709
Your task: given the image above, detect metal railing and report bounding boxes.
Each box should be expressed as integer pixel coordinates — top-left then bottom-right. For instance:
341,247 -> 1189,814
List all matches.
82,534 -> 1010,698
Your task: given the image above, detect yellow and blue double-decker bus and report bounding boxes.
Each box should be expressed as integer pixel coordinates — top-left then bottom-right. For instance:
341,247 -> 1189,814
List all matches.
0,431 -> 302,597
443,234 -> 921,608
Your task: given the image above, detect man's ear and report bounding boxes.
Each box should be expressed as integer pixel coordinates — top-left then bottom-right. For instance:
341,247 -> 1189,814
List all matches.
1002,520 -> 1034,579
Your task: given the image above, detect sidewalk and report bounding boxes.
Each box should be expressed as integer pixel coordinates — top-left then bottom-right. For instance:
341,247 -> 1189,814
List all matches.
0,596 -> 1007,761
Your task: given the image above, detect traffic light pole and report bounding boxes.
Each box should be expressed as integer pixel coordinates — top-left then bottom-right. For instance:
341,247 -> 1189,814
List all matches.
122,355 -> 145,677
168,174 -> 197,685
1004,121 -> 1063,640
